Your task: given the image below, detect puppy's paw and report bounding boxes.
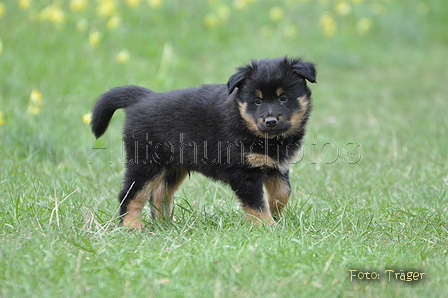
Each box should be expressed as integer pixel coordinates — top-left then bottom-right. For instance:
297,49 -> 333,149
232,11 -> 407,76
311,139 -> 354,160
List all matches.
123,217 -> 146,230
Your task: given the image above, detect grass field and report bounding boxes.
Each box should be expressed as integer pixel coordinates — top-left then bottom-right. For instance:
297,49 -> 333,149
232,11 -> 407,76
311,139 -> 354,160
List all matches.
1,0 -> 447,297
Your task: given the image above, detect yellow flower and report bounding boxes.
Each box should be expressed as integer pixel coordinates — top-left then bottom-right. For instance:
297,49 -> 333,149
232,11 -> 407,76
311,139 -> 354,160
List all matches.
356,17 -> 373,36
82,113 -> 92,124
96,0 -> 116,18
269,6 -> 285,23
107,14 -> 121,30
40,4 -> 66,24
320,12 -> 337,37
0,3 -> 5,17
19,0 -> 32,10
30,89 -> 43,105
203,4 -> 230,27
28,89 -> 43,115
116,50 -> 130,64
148,0 -> 162,10
89,30 -> 101,48
284,24 -> 299,39
0,111 -> 4,126
70,0 -> 88,12
217,4 -> 231,22
232,0 -> 253,11
127,0 -> 141,8
203,14 -> 217,28
335,1 -> 351,16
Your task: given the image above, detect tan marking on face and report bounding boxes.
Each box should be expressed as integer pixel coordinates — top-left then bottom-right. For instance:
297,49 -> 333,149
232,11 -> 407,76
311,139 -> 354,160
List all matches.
264,176 -> 291,218
255,89 -> 263,99
242,205 -> 274,225
298,95 -> 310,111
284,95 -> 310,137
246,153 -> 278,168
276,87 -> 284,97
238,101 -> 266,138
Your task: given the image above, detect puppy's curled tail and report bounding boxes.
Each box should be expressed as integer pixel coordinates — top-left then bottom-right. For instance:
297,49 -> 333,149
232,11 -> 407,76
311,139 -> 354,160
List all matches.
91,85 -> 153,138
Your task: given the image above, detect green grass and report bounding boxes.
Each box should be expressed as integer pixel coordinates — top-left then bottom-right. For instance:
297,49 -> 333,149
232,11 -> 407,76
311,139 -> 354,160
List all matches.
1,0 -> 447,297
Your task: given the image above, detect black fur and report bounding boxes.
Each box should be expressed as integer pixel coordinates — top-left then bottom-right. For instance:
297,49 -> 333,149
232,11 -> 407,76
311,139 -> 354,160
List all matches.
91,56 -> 317,228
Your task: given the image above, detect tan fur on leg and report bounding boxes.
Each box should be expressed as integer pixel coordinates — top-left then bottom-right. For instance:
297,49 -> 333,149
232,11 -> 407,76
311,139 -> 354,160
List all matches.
122,171 -> 165,229
264,176 -> 291,218
122,183 -> 151,229
151,177 -> 168,221
164,169 -> 188,221
242,205 -> 274,225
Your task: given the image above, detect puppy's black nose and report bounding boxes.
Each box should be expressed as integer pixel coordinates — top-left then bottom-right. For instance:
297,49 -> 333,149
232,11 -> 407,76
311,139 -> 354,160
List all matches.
265,117 -> 278,128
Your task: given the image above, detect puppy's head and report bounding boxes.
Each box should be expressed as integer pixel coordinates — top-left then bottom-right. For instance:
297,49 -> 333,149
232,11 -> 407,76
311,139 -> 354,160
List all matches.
227,57 -> 316,138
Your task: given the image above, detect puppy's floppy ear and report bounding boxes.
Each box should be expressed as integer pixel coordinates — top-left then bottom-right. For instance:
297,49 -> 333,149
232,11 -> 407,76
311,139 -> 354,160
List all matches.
227,70 -> 246,95
292,61 -> 317,83
228,61 -> 258,94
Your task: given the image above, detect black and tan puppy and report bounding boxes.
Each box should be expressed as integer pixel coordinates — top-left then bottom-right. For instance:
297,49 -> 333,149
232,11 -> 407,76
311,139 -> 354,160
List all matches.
91,57 -> 316,229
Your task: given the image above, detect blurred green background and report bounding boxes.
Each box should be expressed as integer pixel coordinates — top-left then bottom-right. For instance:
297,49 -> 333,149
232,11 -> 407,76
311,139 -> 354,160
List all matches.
1,0 -> 447,297
1,0 -> 446,164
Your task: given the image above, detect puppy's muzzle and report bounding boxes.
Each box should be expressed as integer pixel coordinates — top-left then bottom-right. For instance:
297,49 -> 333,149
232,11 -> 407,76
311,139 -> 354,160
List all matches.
258,115 -> 291,136
265,116 -> 278,128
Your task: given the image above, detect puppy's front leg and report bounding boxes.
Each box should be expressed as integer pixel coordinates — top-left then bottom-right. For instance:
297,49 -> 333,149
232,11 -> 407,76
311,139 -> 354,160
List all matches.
230,175 -> 274,225
263,170 -> 291,219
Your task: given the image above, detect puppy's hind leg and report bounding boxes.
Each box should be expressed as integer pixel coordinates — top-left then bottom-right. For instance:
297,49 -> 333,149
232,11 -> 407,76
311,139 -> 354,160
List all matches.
150,167 -> 188,221
119,166 -> 165,229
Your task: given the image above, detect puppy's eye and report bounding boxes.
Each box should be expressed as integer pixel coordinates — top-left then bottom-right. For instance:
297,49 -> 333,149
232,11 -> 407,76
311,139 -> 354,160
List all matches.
254,98 -> 262,105
279,95 -> 288,103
